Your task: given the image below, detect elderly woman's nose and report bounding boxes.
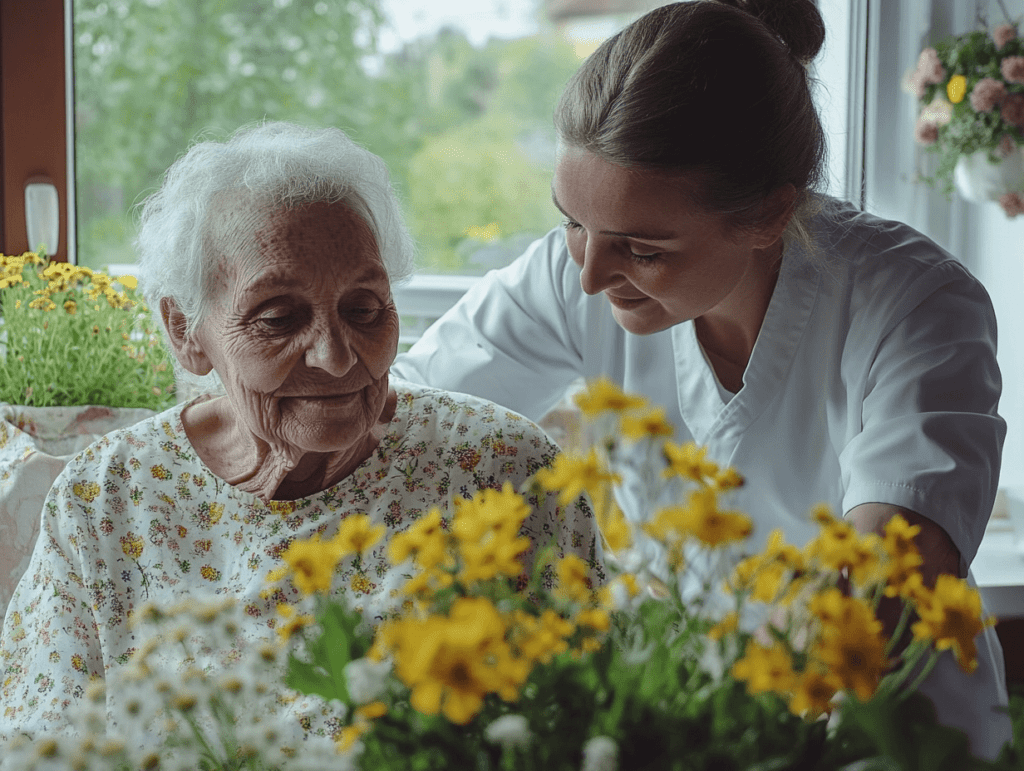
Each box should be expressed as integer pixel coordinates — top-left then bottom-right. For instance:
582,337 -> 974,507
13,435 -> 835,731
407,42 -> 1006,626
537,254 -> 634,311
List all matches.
304,323 -> 357,375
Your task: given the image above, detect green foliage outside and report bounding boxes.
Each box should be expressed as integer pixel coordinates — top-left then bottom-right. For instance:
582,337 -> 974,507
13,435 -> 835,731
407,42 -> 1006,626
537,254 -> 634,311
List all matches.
73,0 -> 580,275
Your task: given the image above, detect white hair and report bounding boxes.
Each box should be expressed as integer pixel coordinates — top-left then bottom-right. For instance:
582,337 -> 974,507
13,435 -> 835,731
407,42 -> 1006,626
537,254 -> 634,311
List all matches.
135,121 -> 416,393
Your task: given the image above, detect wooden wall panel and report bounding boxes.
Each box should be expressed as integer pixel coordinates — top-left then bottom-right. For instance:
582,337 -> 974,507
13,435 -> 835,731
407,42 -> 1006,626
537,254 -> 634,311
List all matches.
1,0 -> 67,261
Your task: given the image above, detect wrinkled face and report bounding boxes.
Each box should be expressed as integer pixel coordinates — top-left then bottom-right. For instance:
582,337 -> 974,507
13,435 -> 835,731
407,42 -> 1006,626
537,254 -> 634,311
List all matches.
194,199 -> 399,456
552,147 -> 770,336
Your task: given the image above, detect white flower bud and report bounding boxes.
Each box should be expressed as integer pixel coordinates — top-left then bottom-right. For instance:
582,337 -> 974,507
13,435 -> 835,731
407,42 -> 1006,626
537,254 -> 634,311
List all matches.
343,657 -> 391,705
484,714 -> 532,749
581,736 -> 618,771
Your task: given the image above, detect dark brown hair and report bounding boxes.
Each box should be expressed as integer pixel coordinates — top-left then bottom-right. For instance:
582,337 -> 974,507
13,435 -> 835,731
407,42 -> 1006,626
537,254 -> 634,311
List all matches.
554,0 -> 827,240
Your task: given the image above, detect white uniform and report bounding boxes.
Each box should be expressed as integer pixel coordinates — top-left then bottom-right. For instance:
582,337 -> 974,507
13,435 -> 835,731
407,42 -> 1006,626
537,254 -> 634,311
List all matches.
393,198 -> 1012,759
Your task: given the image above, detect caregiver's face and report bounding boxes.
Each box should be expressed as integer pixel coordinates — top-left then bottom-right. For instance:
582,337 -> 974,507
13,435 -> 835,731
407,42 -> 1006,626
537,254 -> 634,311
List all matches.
195,199 -> 399,455
552,147 -> 771,336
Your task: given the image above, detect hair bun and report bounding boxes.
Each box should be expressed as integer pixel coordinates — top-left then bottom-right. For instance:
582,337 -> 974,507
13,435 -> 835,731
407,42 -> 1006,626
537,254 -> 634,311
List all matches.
717,0 -> 825,64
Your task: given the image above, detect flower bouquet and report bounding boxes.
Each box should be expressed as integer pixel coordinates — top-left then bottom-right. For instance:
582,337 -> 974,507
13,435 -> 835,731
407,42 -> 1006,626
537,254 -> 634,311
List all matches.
905,21 -> 1024,214
4,380 -> 1020,771
0,251 -> 175,409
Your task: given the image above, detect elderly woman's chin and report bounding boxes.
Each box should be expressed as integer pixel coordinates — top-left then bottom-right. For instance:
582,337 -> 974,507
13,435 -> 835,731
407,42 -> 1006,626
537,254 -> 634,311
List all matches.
276,387 -> 389,453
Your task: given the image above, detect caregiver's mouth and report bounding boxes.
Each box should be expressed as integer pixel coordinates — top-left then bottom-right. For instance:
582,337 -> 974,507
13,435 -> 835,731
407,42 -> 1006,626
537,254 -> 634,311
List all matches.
606,293 -> 650,310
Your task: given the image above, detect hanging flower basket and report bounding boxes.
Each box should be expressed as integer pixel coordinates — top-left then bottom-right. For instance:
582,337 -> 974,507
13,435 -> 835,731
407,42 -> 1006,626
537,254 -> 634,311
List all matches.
953,147 -> 1024,202
906,23 -> 1024,217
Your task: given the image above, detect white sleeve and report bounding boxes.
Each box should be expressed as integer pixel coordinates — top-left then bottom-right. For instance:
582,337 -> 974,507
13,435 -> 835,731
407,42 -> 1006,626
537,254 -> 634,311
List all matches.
839,260 -> 1005,569
392,229 -> 588,422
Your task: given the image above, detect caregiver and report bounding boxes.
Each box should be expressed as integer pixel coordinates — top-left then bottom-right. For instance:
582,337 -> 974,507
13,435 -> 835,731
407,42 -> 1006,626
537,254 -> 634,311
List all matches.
392,0 -> 1012,759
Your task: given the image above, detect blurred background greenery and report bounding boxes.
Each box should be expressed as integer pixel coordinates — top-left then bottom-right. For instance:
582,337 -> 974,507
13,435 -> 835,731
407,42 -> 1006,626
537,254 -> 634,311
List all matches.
72,0 -> 595,275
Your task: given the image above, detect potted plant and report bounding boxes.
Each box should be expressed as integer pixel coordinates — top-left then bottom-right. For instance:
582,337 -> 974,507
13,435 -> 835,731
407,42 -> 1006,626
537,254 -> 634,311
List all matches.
906,19 -> 1024,216
6,381 -> 1019,770
0,250 -> 175,611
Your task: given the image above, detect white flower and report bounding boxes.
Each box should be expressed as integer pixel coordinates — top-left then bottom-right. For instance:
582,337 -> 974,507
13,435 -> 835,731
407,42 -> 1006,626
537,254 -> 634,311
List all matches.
483,714 -> 532,750
344,657 -> 392,705
581,735 -> 618,771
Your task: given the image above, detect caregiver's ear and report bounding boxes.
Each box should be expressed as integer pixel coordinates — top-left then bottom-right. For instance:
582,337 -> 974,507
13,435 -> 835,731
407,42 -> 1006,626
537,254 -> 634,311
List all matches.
160,297 -> 213,376
750,183 -> 799,248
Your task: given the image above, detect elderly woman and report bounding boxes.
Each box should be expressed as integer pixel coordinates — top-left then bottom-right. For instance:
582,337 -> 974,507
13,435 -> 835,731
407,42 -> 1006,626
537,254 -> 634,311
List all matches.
0,122 -> 602,741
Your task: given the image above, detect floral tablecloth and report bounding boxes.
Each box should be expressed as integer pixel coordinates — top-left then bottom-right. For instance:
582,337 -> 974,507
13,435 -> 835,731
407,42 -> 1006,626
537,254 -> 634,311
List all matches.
0,404 -> 155,615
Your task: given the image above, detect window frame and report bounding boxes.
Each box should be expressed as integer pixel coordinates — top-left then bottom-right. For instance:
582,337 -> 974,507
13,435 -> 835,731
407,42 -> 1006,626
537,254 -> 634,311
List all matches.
0,0 -> 72,263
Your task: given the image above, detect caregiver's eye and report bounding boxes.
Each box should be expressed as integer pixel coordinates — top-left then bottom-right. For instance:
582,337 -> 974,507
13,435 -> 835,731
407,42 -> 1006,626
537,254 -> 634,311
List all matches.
628,250 -> 661,263
562,219 -> 583,232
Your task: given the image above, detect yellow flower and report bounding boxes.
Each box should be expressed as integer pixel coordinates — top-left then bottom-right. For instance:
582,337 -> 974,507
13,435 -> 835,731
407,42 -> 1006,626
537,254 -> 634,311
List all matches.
512,608 -> 574,664
389,507 -> 449,570
391,598 -> 522,724
116,274 -> 138,290
355,701 -> 387,720
809,589 -> 887,701
280,533 -> 342,595
599,503 -> 632,552
881,515 -> 924,597
662,441 -> 722,485
337,721 -> 371,752
803,517 -> 881,586
332,514 -> 386,559
730,529 -> 804,603
534,448 -> 620,507
731,640 -> 797,695
620,407 -> 674,440
575,607 -> 610,632
555,554 -> 593,603
572,377 -> 647,416
63,300 -> 77,315
707,611 -> 738,641
453,483 -> 532,544
911,574 -> 990,673
789,668 -> 838,719
947,74 -> 967,103
28,296 -> 56,311
275,603 -> 314,641
457,528 -> 531,584
647,488 -> 752,548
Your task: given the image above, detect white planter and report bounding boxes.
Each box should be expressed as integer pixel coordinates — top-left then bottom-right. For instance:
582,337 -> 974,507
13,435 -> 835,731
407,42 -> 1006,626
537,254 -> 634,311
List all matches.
954,148 -> 1024,203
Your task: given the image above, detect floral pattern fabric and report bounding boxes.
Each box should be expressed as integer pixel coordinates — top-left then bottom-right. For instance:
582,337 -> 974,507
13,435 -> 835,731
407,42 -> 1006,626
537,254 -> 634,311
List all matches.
0,380 -> 603,741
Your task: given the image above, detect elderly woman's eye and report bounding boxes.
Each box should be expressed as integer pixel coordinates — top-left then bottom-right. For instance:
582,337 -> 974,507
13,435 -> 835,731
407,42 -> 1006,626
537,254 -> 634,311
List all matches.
256,312 -> 294,330
347,307 -> 381,324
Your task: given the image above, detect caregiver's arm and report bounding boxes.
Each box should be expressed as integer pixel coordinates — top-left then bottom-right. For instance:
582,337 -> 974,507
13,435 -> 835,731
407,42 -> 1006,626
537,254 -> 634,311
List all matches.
393,229 -> 591,423
847,502 -> 963,582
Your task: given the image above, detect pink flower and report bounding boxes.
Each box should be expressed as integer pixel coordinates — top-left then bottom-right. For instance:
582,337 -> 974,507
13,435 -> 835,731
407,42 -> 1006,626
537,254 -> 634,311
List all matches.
1001,56 -> 1024,84
914,117 -> 939,145
994,24 -> 1018,51
998,134 -> 1018,158
902,69 -> 927,99
1002,93 -> 1024,126
917,47 -> 946,85
916,48 -> 946,85
970,77 -> 1007,112
998,191 -> 1024,217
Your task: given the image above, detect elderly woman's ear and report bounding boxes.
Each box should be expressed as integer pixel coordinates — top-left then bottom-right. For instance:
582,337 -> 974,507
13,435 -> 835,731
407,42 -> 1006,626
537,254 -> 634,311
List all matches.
160,297 -> 214,376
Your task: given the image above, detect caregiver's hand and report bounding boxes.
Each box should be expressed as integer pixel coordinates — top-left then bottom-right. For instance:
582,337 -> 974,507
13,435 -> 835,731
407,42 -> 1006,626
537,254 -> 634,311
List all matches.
846,503 -> 963,652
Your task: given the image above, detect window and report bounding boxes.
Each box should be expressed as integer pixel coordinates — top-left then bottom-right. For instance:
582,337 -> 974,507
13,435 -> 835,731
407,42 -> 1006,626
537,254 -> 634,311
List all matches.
71,0 -> 588,277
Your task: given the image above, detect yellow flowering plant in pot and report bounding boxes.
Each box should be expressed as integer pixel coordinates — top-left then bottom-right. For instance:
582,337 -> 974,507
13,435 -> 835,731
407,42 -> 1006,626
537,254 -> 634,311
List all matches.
0,250 -> 175,409
4,381 -> 1019,771
905,19 -> 1024,214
